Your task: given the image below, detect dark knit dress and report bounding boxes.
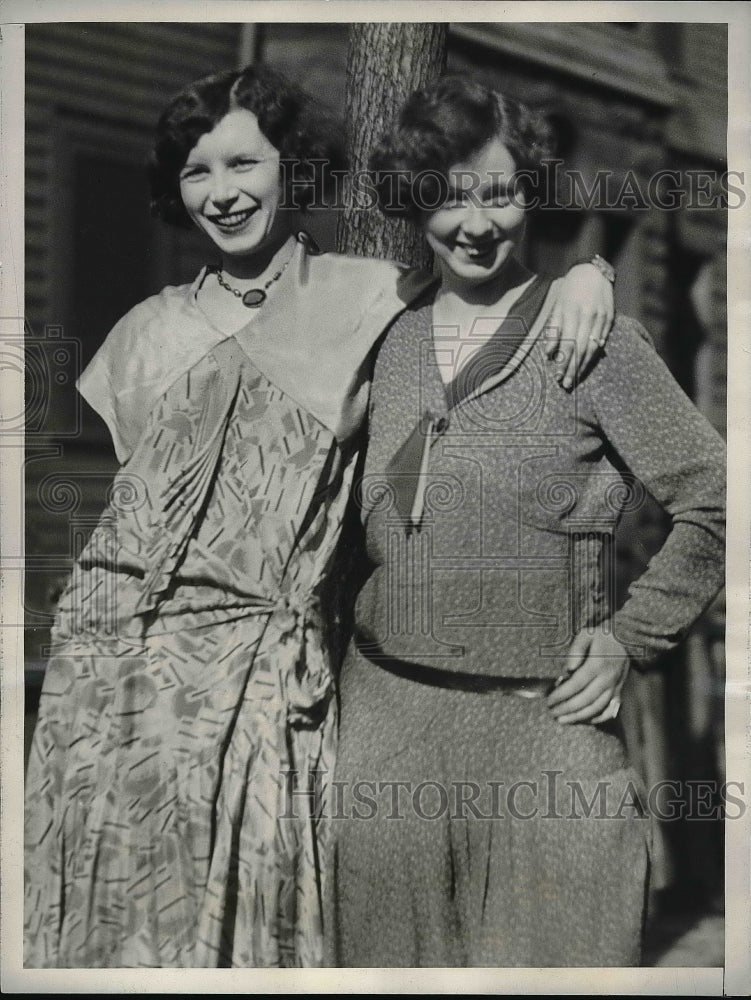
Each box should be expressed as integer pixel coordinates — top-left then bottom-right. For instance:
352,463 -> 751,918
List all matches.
329,282 -> 726,968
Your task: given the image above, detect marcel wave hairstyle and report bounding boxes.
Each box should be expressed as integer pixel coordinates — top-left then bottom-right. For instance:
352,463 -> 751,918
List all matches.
149,62 -> 346,227
369,74 -> 554,221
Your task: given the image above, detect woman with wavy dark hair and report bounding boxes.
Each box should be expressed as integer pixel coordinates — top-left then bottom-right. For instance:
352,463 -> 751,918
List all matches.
330,75 -> 726,967
23,65 -> 615,968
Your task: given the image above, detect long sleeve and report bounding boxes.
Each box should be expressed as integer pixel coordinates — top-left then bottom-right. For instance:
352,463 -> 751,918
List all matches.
583,315 -> 726,664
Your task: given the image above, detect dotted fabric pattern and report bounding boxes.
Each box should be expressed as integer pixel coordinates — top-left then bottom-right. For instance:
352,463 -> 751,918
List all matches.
329,294 -> 725,968
354,300 -> 726,676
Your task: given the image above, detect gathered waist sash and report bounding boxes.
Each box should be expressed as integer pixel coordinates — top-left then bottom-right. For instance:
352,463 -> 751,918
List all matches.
55,589 -> 333,730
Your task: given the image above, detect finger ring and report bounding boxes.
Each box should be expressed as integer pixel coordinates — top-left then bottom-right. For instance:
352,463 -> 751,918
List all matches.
606,695 -> 621,719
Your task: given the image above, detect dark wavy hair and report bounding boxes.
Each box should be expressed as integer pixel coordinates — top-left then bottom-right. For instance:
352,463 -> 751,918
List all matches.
149,63 -> 346,227
369,74 -> 554,221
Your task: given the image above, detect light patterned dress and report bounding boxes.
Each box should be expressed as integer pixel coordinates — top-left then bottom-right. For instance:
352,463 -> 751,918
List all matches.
24,237 -> 432,968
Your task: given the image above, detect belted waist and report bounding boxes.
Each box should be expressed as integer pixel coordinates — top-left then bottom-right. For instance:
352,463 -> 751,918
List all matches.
354,631 -> 555,698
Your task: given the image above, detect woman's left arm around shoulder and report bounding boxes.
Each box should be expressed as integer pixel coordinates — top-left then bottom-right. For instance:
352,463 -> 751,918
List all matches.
543,258 -> 615,390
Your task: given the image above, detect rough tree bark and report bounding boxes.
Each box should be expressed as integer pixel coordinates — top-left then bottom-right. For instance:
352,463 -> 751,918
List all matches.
336,23 -> 447,271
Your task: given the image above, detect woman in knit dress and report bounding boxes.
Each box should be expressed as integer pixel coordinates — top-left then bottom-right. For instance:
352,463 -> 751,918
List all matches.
23,65 -> 615,968
329,75 -> 726,967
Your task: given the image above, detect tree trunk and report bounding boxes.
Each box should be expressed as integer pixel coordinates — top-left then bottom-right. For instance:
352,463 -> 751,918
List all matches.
336,23 -> 447,271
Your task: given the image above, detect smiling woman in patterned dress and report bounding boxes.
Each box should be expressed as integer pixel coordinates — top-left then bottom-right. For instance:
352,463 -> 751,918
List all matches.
23,64 -> 616,968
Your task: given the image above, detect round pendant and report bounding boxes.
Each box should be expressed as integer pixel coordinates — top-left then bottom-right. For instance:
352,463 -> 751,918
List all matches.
242,288 -> 267,308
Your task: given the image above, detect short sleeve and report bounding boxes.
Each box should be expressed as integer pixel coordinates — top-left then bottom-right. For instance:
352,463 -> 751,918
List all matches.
76,284 -> 227,464
77,307 -> 151,464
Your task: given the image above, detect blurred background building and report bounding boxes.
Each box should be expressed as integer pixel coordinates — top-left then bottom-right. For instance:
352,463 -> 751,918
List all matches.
24,20 -> 728,964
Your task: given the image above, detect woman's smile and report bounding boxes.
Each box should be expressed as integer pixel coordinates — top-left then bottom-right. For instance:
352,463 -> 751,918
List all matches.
453,236 -> 502,262
205,206 -> 258,233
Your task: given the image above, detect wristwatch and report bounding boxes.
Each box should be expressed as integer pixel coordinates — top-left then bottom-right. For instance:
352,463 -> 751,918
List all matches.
589,254 -> 616,284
